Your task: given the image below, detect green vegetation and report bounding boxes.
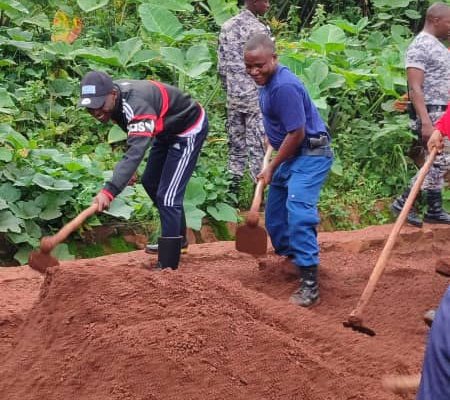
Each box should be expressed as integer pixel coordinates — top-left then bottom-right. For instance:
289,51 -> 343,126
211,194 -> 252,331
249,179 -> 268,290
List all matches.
0,0 -> 441,263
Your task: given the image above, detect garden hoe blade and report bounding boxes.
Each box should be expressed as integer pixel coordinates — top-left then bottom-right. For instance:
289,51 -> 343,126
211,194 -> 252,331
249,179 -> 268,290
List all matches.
28,250 -> 59,274
235,146 -> 272,256
28,203 -> 99,274
343,148 -> 437,337
235,224 -> 268,256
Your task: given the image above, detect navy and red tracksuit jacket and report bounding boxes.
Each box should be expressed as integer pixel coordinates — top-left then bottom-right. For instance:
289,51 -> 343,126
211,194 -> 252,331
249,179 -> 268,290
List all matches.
101,79 -> 204,200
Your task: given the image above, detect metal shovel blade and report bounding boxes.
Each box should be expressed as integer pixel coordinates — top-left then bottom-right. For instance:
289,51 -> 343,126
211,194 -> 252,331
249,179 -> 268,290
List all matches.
235,224 -> 267,255
28,250 -> 59,274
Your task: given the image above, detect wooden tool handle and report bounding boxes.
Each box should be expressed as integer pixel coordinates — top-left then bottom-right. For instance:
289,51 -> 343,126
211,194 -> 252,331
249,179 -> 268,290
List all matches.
249,146 -> 273,213
40,203 -> 99,253
349,148 -> 438,322
382,374 -> 421,393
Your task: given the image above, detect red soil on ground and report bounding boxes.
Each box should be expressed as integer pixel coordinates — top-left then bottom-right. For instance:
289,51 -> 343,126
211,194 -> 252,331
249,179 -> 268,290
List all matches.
0,224 -> 449,400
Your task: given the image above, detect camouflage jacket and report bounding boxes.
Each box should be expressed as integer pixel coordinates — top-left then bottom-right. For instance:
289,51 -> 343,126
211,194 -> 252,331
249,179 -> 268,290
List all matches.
405,31 -> 450,106
218,9 -> 270,107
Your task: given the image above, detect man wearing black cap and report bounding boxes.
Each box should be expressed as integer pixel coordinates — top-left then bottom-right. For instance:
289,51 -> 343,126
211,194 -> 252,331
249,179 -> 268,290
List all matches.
79,70 -> 208,270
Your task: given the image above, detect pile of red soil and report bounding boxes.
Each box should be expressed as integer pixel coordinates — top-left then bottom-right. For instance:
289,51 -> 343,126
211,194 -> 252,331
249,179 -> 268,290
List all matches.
0,224 -> 449,400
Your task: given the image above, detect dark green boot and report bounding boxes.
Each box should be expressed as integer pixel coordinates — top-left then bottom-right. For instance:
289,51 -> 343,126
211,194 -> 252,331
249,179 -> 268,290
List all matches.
423,190 -> 450,224
289,266 -> 320,307
390,187 -> 423,227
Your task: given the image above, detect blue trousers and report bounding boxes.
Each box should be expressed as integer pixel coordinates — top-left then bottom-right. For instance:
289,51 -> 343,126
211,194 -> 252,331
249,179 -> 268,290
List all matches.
141,117 -> 208,237
417,285 -> 450,400
265,154 -> 332,267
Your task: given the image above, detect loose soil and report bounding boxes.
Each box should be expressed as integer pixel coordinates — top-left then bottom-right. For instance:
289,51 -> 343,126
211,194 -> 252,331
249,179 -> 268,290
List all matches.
0,223 -> 449,400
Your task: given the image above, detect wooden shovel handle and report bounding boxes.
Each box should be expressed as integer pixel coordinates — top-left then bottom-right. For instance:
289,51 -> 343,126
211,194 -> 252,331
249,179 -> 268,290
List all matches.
40,203 -> 99,253
249,146 -> 273,213
349,148 -> 438,323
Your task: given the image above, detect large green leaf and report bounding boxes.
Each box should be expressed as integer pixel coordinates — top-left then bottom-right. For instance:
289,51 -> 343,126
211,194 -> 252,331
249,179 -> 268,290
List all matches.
0,198 -> 7,210
35,192 -> 70,220
206,203 -> 237,222
184,203 -> 206,231
72,48 -> 121,67
143,0 -> 194,12
161,44 -> 212,78
0,183 -> 21,202
108,125 -> 127,144
115,37 -> 143,68
33,173 -> 73,191
185,44 -> 212,77
0,210 -> 21,233
52,243 -> 75,261
77,0 -> 109,12
373,0 -> 412,8
8,200 -> 41,220
206,0 -> 237,26
304,60 -> 328,87
0,147 -> 12,162
0,123 -> 28,148
104,197 -> 133,219
138,4 -> 183,39
320,73 -> 345,91
160,47 -> 184,70
128,49 -> 159,67
310,25 -> 346,46
22,12 -> 50,29
14,245 -> 32,266
48,79 -> 74,97
0,38 -> 34,51
7,27 -> 33,41
184,177 -> 207,206
0,88 -> 17,114
0,0 -> 29,14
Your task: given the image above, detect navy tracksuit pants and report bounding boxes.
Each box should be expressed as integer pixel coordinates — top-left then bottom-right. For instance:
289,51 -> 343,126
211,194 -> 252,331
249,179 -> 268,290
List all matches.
265,154 -> 332,268
141,117 -> 208,238
417,285 -> 450,400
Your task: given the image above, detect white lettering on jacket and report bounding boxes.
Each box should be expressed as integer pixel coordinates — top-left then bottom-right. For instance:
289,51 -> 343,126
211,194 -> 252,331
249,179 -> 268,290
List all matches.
128,120 -> 155,134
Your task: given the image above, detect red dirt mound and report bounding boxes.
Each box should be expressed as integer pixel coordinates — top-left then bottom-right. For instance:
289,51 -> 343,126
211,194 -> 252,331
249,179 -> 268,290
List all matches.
0,224 -> 449,400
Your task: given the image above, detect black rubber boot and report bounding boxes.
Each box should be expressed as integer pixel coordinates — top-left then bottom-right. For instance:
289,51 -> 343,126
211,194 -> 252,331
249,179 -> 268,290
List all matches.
145,237 -> 188,254
146,212 -> 189,254
157,236 -> 182,270
289,266 -> 320,307
390,187 -> 423,227
423,190 -> 450,224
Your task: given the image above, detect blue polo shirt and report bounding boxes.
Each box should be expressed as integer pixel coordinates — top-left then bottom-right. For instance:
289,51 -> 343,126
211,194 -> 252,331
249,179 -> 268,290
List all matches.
259,65 -> 327,150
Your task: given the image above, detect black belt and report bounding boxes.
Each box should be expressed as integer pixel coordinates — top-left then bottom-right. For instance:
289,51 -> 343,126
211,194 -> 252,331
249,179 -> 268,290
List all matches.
300,146 -> 333,157
426,104 -> 447,112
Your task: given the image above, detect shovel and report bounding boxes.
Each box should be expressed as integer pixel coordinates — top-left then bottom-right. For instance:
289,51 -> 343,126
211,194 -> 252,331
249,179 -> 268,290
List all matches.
343,148 -> 438,336
235,146 -> 273,255
28,203 -> 98,273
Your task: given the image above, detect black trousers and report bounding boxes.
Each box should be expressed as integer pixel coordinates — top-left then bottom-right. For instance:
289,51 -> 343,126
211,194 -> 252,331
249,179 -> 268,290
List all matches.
141,116 -> 208,237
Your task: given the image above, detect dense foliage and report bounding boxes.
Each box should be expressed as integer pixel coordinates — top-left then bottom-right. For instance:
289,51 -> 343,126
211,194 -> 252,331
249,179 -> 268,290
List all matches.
0,0 -> 442,263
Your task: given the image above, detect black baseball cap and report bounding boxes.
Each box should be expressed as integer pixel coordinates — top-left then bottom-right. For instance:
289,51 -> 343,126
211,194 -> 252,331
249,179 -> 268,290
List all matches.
78,70 -> 114,109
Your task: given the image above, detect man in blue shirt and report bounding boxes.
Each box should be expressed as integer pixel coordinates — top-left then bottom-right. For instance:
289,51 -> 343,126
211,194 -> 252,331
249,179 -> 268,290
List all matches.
244,34 -> 333,307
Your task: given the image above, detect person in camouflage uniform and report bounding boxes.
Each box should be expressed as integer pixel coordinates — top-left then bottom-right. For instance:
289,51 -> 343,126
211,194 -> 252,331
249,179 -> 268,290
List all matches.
391,2 -> 450,227
218,0 -> 270,198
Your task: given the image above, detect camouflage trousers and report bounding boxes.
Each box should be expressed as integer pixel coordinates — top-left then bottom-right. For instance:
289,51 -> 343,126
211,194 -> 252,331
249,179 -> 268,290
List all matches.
226,104 -> 265,181
410,111 -> 450,191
